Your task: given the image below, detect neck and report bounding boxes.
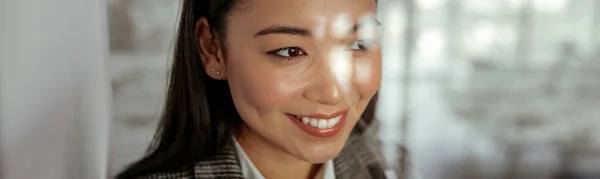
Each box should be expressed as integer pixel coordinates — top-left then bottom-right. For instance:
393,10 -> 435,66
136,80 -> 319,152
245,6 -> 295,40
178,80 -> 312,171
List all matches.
236,123 -> 323,179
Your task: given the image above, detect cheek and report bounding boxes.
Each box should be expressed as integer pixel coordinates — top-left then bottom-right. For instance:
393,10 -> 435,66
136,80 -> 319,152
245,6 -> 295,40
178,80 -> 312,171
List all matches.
354,53 -> 381,97
227,57 -> 300,113
230,66 -> 275,110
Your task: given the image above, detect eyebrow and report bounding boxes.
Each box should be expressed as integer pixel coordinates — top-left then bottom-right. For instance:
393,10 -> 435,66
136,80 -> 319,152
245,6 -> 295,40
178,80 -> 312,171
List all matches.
254,25 -> 312,37
253,19 -> 381,37
351,19 -> 381,33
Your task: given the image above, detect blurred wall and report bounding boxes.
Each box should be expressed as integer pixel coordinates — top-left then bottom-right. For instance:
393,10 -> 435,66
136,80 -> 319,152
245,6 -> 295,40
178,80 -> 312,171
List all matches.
0,0 -> 111,178
106,0 -> 179,175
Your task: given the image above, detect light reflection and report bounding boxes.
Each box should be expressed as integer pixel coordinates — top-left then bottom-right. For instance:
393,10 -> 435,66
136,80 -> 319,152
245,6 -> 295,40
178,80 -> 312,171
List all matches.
328,45 -> 353,94
463,0 -> 501,13
533,0 -> 567,12
464,21 -> 497,55
508,0 -> 568,12
358,13 -> 379,40
417,0 -> 447,10
416,29 -> 446,73
331,13 -> 352,38
417,29 -> 445,59
313,17 -> 327,41
354,59 -> 372,85
507,0 -> 526,9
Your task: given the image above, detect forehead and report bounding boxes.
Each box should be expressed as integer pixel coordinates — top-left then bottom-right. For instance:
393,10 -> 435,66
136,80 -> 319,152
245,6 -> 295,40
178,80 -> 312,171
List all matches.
228,0 -> 377,34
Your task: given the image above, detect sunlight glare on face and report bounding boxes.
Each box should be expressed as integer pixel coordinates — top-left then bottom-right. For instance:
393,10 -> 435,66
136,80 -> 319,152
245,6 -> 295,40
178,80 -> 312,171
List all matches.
330,13 -> 352,38
328,45 -> 353,95
313,17 -> 327,41
358,13 -> 378,40
354,59 -> 372,85
355,13 -> 378,87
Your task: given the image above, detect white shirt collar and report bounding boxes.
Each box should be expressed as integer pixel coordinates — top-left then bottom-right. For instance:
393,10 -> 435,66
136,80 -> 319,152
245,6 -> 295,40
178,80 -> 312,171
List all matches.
232,137 -> 336,179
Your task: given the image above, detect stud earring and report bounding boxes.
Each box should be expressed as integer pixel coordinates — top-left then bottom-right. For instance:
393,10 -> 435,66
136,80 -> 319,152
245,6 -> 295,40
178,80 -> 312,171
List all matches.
216,71 -> 220,75
211,68 -> 215,72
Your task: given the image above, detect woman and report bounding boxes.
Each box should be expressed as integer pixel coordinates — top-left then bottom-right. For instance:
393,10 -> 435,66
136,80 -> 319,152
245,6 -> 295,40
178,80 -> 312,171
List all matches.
117,0 -> 399,178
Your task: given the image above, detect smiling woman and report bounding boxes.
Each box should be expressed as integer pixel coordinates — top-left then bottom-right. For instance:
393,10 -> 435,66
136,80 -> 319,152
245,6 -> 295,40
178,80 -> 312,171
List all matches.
116,0 -> 391,178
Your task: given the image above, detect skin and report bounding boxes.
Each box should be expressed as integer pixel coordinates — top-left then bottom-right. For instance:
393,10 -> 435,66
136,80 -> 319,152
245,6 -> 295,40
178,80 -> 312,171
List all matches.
197,0 -> 381,178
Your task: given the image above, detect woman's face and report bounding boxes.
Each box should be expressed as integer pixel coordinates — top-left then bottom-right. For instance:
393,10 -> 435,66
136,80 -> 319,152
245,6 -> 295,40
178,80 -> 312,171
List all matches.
223,0 -> 380,163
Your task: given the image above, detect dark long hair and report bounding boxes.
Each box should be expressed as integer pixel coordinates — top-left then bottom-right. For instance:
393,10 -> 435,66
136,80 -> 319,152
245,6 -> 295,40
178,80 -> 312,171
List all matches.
116,0 -> 379,178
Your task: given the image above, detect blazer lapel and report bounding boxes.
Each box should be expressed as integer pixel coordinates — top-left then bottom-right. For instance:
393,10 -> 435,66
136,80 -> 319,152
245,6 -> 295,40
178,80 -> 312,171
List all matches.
333,118 -> 404,179
333,131 -> 390,179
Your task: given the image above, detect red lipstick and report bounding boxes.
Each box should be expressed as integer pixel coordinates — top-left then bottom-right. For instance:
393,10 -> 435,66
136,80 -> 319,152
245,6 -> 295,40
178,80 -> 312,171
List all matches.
286,110 -> 348,138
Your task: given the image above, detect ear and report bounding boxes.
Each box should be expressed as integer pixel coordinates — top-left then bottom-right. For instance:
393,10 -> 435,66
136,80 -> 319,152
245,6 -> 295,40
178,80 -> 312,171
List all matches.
196,17 -> 227,80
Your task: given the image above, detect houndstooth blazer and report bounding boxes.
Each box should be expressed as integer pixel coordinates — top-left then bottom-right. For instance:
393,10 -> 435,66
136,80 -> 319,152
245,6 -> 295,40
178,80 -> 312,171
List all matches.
139,121 -> 405,179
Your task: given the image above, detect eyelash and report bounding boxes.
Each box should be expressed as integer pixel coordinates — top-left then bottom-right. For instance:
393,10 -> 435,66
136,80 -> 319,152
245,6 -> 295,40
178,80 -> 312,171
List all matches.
267,39 -> 376,61
349,39 -> 375,53
267,47 -> 306,61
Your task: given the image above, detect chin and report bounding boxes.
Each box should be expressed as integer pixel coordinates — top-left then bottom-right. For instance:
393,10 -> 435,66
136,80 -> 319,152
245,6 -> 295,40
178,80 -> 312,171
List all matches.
297,116 -> 361,163
293,134 -> 350,164
299,146 -> 343,164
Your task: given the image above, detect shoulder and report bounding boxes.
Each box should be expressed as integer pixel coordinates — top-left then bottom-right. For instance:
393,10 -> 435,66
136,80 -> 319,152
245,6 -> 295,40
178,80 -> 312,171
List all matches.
136,149 -> 244,179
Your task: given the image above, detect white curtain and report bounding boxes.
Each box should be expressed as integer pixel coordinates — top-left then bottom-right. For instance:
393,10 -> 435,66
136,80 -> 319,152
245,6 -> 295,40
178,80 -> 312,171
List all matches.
0,0 -> 111,178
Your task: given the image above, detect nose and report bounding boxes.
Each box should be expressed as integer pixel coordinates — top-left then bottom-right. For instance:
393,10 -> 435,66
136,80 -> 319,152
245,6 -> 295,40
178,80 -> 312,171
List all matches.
302,74 -> 344,106
302,50 -> 349,106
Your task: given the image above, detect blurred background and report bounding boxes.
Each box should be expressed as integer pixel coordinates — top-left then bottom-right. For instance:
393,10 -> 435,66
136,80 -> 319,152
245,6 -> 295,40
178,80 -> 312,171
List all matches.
377,0 -> 600,178
1,0 -> 599,178
106,0 -> 178,175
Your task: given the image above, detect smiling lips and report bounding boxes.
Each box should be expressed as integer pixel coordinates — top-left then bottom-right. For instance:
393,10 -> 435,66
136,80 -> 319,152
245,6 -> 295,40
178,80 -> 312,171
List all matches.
286,110 -> 348,138
295,114 -> 342,129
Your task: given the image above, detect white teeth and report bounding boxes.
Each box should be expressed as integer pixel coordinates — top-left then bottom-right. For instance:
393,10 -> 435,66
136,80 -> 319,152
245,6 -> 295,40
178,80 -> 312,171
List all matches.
327,119 -> 337,128
301,117 -> 310,124
318,119 -> 328,129
297,115 -> 342,129
309,118 -> 318,127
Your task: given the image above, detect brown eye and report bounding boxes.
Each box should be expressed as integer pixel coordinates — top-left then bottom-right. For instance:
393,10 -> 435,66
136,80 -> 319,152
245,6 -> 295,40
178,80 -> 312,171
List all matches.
349,39 -> 375,51
270,47 -> 306,58
288,48 -> 302,56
